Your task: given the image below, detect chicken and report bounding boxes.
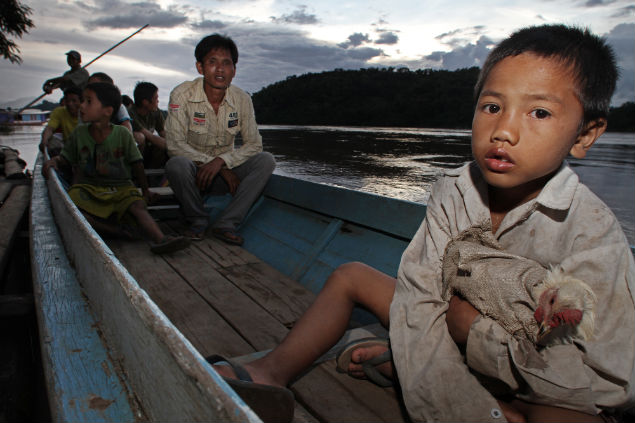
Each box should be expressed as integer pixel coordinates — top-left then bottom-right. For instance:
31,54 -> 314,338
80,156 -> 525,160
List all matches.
442,223 -> 597,346
531,267 -> 597,346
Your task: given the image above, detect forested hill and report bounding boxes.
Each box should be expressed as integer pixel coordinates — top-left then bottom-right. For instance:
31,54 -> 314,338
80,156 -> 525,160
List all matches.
252,67 -> 479,129
251,67 -> 635,132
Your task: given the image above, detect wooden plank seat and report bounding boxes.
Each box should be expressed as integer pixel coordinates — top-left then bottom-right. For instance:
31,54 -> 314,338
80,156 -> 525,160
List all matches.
107,221 -> 408,422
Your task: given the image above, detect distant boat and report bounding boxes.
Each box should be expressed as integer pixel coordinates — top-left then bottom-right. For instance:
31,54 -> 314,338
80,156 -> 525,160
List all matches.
0,108 -> 49,126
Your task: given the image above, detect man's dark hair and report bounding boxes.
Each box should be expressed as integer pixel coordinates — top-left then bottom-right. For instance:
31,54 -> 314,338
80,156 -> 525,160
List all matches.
195,34 -> 238,65
474,24 -> 618,124
133,81 -> 158,107
89,72 -> 114,84
85,82 -> 121,116
121,94 -> 133,108
63,85 -> 83,99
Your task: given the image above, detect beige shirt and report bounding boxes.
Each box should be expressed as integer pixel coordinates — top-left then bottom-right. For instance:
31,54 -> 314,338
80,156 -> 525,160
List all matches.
165,78 -> 263,169
389,162 -> 635,421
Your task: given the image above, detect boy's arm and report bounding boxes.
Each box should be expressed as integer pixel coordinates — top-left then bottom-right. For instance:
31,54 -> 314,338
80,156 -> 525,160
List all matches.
464,241 -> 635,414
39,126 -> 55,152
389,181 -> 505,422
131,161 -> 156,203
42,155 -> 69,179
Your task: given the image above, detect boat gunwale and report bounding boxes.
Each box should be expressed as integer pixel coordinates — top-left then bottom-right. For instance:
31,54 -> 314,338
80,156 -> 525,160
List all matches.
32,152 -> 261,422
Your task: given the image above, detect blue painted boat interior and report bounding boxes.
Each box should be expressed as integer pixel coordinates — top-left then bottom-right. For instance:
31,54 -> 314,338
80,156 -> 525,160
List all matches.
204,175 -> 427,324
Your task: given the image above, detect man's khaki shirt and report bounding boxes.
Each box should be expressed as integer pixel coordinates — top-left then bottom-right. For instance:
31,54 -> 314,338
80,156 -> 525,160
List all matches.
389,162 -> 635,421
165,78 -> 262,169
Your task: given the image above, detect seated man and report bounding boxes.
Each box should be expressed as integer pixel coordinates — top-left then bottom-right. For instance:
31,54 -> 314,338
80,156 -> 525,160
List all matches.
165,34 -> 275,245
39,86 -> 81,155
42,50 -> 89,94
128,82 -> 168,168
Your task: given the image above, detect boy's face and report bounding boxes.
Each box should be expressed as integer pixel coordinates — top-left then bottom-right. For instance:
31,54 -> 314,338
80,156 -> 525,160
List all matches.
143,91 -> 160,112
80,89 -> 111,123
471,53 -> 604,200
64,93 -> 81,116
196,48 -> 236,91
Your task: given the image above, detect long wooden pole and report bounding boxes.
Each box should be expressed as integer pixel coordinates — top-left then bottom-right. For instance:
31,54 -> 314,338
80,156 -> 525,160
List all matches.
16,24 -> 149,114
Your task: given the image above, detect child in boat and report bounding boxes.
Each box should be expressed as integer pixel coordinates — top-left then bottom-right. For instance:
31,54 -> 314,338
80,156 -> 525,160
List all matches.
209,24 -> 635,423
87,72 -> 133,134
39,86 -> 82,156
42,82 -> 190,255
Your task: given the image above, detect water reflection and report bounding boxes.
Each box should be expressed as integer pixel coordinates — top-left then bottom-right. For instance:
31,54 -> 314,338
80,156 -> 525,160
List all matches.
262,126 -> 634,244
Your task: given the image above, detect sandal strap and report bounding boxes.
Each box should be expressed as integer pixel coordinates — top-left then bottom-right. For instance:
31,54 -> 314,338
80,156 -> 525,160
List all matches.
362,349 -> 393,387
205,354 -> 253,382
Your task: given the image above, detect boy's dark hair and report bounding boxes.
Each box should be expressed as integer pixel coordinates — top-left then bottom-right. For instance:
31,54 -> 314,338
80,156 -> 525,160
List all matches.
121,94 -> 133,108
63,86 -> 83,99
133,81 -> 158,107
195,34 -> 238,65
85,82 -> 121,116
89,72 -> 114,84
474,24 -> 618,124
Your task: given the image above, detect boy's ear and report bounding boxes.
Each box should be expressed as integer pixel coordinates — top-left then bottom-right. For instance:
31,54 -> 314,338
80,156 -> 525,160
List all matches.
196,61 -> 203,75
570,118 -> 606,159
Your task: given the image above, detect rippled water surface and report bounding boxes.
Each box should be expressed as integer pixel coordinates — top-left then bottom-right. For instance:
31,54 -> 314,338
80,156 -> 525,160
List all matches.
2,124 -> 633,244
260,125 -> 635,245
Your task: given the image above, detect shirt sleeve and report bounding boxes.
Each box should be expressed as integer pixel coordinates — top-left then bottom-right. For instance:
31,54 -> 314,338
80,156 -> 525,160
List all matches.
218,93 -> 263,169
165,89 -> 210,163
116,104 -> 131,123
47,107 -> 63,130
466,238 -> 635,414
389,179 -> 506,422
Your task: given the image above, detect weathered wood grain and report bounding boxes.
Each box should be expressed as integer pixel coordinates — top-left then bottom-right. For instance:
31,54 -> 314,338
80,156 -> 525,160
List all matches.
0,183 -> 30,281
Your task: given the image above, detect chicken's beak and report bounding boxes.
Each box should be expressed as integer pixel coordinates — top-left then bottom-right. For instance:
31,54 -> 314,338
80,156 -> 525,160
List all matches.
537,321 -> 552,343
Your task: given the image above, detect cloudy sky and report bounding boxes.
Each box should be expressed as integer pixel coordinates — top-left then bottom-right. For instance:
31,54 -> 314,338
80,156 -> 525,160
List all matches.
2,0 -> 633,110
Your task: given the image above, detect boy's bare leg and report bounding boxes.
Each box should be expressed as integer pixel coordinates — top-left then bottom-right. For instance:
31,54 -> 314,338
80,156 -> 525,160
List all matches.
214,262 -> 396,387
81,211 -> 129,239
128,200 -> 164,243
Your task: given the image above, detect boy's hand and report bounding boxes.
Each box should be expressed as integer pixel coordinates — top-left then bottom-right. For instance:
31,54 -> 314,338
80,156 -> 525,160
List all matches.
42,158 -> 58,179
446,295 -> 480,345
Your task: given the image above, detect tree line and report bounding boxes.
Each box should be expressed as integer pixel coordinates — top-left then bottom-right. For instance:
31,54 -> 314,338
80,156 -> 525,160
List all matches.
251,67 -> 634,132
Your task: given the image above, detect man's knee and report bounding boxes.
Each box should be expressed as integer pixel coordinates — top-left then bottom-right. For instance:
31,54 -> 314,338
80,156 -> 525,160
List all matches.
165,156 -> 194,180
252,151 -> 276,174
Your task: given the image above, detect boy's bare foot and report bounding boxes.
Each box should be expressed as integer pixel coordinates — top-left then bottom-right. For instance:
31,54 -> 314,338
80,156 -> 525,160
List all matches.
347,343 -> 393,381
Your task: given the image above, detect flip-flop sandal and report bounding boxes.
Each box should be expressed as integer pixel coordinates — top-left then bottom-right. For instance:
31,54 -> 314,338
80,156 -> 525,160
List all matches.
149,235 -> 190,254
212,228 -> 244,246
335,337 -> 393,387
206,355 -> 294,423
183,224 -> 207,241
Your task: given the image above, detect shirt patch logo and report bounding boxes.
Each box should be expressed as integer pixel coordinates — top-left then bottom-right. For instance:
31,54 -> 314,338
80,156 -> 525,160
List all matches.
169,103 -> 180,112
228,119 -> 238,128
228,112 -> 238,119
194,112 -> 205,118
193,116 -> 206,126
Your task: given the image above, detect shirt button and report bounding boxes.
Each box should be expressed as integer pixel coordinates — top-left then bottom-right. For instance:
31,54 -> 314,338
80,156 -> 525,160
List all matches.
491,408 -> 503,419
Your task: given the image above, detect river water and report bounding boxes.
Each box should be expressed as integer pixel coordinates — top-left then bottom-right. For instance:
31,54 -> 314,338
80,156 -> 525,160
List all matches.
2,124 -> 633,245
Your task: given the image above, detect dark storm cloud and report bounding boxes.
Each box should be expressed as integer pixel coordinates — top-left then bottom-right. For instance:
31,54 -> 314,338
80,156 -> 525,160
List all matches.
375,31 -> 399,45
86,0 -> 188,29
338,33 -> 371,49
605,23 -> 634,105
192,19 -> 228,30
424,35 -> 495,69
436,26 -> 487,49
611,4 -> 635,17
584,0 -> 615,6
270,6 -> 319,25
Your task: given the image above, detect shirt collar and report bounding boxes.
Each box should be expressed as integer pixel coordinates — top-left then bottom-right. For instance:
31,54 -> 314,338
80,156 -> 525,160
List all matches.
191,78 -> 236,110
454,160 -> 578,212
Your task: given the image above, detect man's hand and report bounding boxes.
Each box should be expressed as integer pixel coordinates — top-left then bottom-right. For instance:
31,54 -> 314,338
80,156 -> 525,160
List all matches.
219,168 -> 240,195
196,157 -> 225,191
446,295 -> 480,345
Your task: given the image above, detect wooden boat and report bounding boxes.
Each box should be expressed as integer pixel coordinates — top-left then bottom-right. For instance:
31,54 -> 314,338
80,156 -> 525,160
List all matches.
30,151 -> 426,422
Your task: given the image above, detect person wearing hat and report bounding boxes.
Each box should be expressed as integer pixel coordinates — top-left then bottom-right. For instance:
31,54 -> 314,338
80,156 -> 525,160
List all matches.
42,50 -> 90,94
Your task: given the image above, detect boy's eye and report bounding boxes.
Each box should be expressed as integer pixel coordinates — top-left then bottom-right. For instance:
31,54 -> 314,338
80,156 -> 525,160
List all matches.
531,108 -> 551,119
483,104 -> 500,114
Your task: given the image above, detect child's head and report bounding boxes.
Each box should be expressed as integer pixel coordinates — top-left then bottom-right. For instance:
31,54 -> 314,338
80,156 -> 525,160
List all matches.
471,24 -> 617,202
62,86 -> 82,116
88,72 -> 114,85
195,34 -> 238,65
81,82 -> 121,123
133,81 -> 159,111
475,24 -> 618,125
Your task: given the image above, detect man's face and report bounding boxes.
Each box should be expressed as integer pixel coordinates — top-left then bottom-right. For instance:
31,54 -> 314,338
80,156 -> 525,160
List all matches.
196,48 -> 236,91
67,55 -> 80,68
471,52 -> 591,201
